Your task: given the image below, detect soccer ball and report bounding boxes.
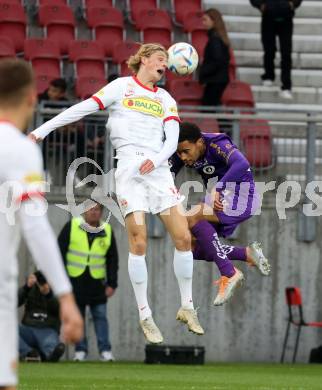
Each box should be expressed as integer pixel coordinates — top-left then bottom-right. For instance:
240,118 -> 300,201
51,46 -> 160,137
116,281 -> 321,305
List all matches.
167,42 -> 199,76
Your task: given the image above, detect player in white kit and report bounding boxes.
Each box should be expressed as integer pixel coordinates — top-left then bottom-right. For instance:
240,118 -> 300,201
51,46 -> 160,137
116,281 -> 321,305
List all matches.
0,59 -> 83,390
30,43 -> 204,343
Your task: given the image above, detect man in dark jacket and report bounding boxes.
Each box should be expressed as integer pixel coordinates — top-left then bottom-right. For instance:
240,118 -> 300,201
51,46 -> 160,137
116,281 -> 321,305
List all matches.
250,0 -> 302,99
18,271 -> 65,362
58,203 -> 119,362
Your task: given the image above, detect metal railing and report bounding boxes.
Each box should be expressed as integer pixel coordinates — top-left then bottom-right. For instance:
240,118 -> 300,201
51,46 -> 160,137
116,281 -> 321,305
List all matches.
33,103 -> 322,193
32,102 -> 322,241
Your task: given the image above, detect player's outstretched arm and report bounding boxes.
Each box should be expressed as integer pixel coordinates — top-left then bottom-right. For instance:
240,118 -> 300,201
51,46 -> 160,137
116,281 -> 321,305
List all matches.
31,98 -> 100,141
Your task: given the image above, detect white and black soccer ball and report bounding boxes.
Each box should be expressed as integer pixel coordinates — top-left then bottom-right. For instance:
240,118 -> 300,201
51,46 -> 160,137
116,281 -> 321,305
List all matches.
167,42 -> 199,76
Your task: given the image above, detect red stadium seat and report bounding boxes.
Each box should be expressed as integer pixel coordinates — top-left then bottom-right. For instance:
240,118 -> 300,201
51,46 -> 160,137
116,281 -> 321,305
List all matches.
0,36 -> 15,58
281,287 -> 322,363
112,40 -> 140,76
38,0 -> 67,4
35,73 -> 57,95
172,0 -> 202,25
69,40 -> 106,78
240,119 -> 273,169
168,79 -> 203,106
85,0 -> 113,8
0,2 -> 26,52
221,80 -> 255,108
128,0 -> 157,24
87,6 -> 124,57
136,9 -> 172,48
181,116 -> 220,133
24,38 -> 61,78
75,76 -> 107,99
198,118 -> 220,133
229,47 -> 237,82
38,4 -> 76,54
182,11 -> 207,58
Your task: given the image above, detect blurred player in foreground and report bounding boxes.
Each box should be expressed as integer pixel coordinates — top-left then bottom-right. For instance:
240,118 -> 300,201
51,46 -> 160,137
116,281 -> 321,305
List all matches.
0,59 -> 83,390
29,43 -> 204,344
170,122 -> 271,306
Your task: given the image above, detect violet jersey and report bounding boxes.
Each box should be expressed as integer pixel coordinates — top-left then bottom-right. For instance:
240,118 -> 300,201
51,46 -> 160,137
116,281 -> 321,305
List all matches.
170,132 -> 255,191
170,132 -> 260,237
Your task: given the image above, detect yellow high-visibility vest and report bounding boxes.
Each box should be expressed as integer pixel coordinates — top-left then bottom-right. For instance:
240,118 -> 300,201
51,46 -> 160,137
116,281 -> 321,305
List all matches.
66,217 -> 112,279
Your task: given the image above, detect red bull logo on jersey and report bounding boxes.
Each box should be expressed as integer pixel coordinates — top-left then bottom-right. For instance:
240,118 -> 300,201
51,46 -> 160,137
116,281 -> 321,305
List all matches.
122,97 -> 164,117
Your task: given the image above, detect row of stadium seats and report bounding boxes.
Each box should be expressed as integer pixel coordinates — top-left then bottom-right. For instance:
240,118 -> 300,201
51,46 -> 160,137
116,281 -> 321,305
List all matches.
0,2 -> 209,57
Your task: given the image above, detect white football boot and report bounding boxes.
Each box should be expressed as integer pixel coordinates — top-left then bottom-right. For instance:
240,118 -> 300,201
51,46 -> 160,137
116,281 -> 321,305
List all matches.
140,317 -> 163,344
248,242 -> 271,276
176,308 -> 204,335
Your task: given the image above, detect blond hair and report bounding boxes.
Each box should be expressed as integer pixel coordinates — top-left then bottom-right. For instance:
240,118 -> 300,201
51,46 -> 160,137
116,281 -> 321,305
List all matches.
127,43 -> 168,74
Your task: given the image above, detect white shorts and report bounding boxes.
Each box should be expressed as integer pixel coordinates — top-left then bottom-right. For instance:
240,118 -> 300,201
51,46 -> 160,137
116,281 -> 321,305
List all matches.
0,257 -> 18,387
115,158 -> 183,217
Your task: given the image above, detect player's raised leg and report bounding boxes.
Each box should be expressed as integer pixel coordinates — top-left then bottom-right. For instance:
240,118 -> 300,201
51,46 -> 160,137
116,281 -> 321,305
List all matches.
187,204 -> 244,306
126,212 -> 163,344
159,205 -> 204,335
195,240 -> 271,277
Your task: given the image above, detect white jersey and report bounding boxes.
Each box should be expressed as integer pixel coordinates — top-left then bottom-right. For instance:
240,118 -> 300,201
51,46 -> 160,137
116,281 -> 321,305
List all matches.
0,121 -> 72,386
92,76 -> 180,158
0,122 -> 44,263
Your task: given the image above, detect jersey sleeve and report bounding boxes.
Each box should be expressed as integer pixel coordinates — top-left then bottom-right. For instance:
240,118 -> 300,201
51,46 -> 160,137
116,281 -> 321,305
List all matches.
91,78 -> 124,110
7,141 -> 45,203
163,93 -> 180,123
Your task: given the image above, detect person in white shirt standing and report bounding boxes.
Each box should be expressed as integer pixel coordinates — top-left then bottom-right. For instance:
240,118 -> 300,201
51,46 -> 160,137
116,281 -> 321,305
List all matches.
30,43 -> 204,344
0,58 -> 83,390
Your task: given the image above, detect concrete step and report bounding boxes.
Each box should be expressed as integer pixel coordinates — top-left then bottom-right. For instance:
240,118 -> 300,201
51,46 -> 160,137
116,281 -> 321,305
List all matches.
238,68 -> 322,88
251,85 -> 321,105
274,138 -> 322,157
256,102 -> 322,112
234,51 -> 322,70
224,15 -> 322,35
206,0 -> 322,19
229,32 -> 322,53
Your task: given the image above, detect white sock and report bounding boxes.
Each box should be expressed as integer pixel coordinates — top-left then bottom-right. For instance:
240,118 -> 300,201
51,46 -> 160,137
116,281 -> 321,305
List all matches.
128,253 -> 152,320
173,249 -> 194,309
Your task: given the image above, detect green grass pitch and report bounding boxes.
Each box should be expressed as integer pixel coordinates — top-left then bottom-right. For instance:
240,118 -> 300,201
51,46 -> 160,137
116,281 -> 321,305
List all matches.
19,362 -> 322,390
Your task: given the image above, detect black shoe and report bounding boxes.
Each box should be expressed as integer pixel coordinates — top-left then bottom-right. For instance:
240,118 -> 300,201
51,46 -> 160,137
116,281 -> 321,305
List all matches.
47,342 -> 65,362
25,349 -> 41,362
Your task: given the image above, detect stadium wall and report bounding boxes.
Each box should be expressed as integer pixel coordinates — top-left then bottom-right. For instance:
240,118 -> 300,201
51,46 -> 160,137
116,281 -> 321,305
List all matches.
18,195 -> 322,364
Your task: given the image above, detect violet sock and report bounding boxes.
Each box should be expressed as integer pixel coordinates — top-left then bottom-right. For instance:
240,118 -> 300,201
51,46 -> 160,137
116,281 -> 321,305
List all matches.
191,220 -> 235,277
222,245 -> 247,261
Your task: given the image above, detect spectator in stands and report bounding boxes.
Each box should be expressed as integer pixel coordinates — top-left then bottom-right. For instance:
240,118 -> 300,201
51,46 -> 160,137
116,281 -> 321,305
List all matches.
38,78 -> 68,103
18,271 -> 65,362
58,203 -> 119,362
199,8 -> 230,108
250,0 -> 302,100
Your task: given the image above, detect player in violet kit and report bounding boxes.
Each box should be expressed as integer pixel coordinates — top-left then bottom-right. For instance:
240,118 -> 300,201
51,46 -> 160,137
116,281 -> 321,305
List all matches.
170,122 -> 271,306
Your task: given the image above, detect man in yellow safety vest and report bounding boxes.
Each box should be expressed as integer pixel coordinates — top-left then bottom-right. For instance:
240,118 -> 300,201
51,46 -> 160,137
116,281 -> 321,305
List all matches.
58,203 -> 119,362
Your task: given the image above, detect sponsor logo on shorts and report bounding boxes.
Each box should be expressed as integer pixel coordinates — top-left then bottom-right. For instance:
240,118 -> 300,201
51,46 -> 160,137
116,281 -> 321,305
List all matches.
119,198 -> 128,209
122,97 -> 164,117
